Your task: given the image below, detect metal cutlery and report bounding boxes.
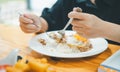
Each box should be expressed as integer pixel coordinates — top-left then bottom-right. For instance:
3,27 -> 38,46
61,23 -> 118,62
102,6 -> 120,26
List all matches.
57,7 -> 82,38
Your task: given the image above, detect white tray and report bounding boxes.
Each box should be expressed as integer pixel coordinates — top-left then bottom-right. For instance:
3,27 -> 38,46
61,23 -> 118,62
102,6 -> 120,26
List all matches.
99,49 -> 120,71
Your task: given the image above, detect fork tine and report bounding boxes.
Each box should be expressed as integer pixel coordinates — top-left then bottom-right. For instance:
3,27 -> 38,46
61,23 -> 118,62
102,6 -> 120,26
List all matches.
57,18 -> 73,37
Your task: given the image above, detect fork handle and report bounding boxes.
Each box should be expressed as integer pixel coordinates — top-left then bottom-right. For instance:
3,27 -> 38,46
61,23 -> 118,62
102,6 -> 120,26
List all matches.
62,7 -> 82,31
63,18 -> 73,30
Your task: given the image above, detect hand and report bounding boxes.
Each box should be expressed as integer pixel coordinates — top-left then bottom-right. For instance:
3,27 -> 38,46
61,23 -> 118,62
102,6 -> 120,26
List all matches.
68,8 -> 105,38
19,14 -> 41,33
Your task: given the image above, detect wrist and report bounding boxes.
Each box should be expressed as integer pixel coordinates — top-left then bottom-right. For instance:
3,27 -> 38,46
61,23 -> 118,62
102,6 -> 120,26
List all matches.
100,21 -> 120,43
98,20 -> 109,38
93,18 -> 108,38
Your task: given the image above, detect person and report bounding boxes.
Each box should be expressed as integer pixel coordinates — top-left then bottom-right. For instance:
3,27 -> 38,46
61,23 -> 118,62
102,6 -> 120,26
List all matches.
19,0 -> 120,44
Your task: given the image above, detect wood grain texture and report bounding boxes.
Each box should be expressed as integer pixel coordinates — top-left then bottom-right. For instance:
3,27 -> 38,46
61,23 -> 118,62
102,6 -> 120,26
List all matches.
0,24 -> 119,72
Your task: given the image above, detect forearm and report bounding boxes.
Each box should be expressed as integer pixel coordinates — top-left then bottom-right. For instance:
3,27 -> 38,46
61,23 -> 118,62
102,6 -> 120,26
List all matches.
102,21 -> 120,43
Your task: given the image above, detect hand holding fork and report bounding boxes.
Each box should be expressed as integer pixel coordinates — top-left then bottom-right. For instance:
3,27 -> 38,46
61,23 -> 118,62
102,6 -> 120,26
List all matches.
19,13 -> 42,33
58,7 -> 82,37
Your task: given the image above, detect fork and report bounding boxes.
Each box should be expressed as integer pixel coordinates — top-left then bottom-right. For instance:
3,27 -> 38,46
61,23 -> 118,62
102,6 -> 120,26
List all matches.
58,18 -> 73,36
57,7 -> 82,37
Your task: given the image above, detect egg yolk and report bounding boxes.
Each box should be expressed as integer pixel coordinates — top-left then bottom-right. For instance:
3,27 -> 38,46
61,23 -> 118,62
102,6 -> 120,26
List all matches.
73,34 -> 87,42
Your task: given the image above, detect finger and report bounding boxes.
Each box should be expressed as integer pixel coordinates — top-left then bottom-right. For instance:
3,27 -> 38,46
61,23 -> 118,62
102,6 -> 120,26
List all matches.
23,14 -> 38,20
23,14 -> 41,28
73,7 -> 82,12
73,26 -> 97,38
71,19 -> 85,26
19,15 -> 33,24
72,26 -> 85,37
21,27 -> 37,33
72,26 -> 85,32
20,23 -> 39,30
68,11 -> 90,20
72,26 -> 90,36
71,20 -> 90,29
20,24 -> 39,33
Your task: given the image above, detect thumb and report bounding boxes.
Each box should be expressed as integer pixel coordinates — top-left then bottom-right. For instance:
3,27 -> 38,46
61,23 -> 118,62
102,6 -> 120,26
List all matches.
73,7 -> 82,12
23,14 -> 41,28
23,14 -> 37,20
68,11 -> 89,20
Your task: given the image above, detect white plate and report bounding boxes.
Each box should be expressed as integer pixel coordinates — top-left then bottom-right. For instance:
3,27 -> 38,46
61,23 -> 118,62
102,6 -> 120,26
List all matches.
29,31 -> 108,58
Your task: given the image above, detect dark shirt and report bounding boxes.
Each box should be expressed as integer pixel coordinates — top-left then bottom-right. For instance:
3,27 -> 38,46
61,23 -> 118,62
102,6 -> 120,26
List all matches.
41,0 -> 120,45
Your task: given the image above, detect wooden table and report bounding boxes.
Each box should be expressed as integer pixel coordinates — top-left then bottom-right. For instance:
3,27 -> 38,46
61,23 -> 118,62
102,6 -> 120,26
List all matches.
0,24 -> 120,72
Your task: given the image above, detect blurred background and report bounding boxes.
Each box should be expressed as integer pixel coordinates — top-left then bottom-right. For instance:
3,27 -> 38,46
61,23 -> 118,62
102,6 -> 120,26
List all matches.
0,0 -> 56,25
